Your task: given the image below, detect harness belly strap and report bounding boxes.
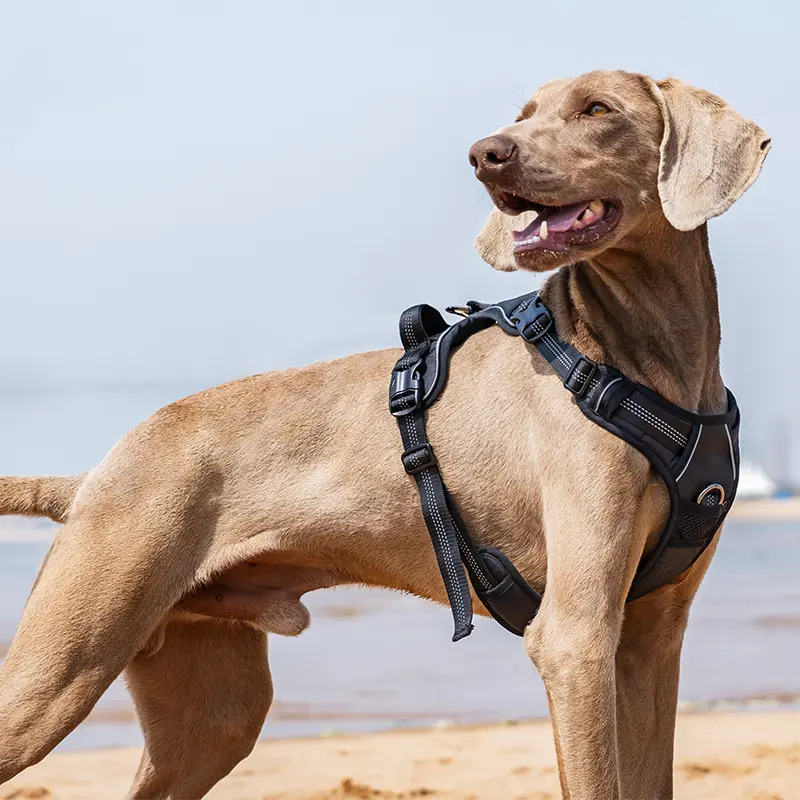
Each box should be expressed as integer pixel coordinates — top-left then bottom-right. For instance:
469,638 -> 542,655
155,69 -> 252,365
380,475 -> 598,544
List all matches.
389,291 -> 740,641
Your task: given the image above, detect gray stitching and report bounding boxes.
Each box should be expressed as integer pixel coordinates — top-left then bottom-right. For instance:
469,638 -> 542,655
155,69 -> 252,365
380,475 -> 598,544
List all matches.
621,399 -> 687,445
404,414 -> 467,617
455,528 -> 491,589
627,400 -> 687,444
420,469 -> 465,618
404,314 -> 419,348
543,333 -> 572,369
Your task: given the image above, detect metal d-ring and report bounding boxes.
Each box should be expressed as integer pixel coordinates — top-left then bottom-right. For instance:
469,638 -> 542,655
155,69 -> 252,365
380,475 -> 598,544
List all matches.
697,484 -> 725,506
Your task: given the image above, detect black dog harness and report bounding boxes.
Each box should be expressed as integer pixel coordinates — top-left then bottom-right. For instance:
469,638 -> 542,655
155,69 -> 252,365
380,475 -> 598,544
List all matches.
389,291 -> 740,641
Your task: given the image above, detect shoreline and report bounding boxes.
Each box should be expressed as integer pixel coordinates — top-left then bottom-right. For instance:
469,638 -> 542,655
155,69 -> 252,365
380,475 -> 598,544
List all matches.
0,497 -> 796,545
0,690 -> 794,733
2,710 -> 799,799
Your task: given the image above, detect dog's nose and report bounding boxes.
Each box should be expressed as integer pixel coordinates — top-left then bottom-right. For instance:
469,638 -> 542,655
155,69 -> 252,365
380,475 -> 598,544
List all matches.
468,135 -> 518,179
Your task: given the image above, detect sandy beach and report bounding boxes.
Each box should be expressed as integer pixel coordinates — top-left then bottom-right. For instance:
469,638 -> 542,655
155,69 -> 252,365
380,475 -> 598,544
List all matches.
1,711 -> 798,799
729,497 -> 800,521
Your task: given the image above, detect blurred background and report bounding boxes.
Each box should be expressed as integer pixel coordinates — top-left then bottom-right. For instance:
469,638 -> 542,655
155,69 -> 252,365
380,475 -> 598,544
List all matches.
1,0 -> 798,751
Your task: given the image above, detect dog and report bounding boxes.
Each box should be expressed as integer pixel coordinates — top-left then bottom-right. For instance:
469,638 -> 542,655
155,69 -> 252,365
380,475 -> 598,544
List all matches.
0,70 -> 769,799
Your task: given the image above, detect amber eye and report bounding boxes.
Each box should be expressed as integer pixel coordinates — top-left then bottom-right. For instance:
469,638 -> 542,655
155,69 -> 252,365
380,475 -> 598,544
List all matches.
585,102 -> 611,117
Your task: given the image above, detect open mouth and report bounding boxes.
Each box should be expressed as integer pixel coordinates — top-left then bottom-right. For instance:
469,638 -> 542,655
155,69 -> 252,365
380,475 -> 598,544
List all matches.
497,193 -> 621,254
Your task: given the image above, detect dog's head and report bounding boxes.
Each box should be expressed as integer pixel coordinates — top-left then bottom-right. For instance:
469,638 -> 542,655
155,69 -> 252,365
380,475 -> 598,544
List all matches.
471,70 -> 771,272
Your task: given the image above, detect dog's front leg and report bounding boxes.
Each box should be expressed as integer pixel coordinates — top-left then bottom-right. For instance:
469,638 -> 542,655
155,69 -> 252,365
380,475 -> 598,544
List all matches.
522,464 -> 651,800
614,539 -> 719,799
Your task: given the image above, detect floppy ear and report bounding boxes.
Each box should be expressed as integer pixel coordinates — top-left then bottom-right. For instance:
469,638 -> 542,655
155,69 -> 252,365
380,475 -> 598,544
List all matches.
647,77 -> 771,231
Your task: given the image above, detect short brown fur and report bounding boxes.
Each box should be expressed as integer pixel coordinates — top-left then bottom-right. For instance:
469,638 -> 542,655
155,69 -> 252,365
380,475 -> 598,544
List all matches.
0,70 -> 769,798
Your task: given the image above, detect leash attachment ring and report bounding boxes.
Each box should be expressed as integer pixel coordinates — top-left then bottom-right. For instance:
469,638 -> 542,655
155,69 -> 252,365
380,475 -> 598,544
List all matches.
697,483 -> 725,506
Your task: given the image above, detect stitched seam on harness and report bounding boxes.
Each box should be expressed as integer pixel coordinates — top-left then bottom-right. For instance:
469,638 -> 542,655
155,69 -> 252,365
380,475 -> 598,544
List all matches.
404,314 -> 419,349
455,528 -> 491,589
627,400 -> 687,444
420,469 -> 465,618
406,414 -> 489,590
404,414 -> 466,619
543,333 -> 572,369
621,400 -> 685,444
527,318 -> 547,336
620,399 -> 687,445
543,333 -> 571,366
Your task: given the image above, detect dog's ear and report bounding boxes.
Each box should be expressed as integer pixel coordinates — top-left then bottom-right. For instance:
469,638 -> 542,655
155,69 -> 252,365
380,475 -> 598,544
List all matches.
475,207 -> 519,271
646,77 -> 771,231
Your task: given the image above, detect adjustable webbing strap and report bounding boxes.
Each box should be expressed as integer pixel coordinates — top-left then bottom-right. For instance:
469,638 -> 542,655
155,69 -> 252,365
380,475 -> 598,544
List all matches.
390,305 -> 494,641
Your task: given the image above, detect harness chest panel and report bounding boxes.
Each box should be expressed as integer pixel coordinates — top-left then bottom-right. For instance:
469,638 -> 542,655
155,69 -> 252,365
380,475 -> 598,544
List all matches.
389,291 -> 740,641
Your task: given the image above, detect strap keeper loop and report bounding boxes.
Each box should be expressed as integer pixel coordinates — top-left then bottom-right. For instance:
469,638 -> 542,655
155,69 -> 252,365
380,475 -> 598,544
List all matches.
563,355 -> 597,397
401,443 -> 437,474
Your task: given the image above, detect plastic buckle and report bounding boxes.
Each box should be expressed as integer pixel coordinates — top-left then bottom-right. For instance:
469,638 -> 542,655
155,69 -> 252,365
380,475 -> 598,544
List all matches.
563,356 -> 597,397
512,299 -> 553,343
401,443 -> 437,474
389,366 -> 423,416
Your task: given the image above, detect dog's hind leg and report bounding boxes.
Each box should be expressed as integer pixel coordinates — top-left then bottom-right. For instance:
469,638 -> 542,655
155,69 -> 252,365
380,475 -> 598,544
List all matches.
614,541 -> 718,799
0,454 -> 218,783
124,619 -> 272,799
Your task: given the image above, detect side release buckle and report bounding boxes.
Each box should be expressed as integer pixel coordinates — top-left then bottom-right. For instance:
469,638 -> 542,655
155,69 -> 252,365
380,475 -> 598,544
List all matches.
512,299 -> 553,343
389,366 -> 423,416
521,311 -> 553,343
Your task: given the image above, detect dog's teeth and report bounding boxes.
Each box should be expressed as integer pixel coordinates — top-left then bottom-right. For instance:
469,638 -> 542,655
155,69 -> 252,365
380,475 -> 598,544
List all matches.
539,221 -> 548,240
533,235 -> 540,243
589,199 -> 604,214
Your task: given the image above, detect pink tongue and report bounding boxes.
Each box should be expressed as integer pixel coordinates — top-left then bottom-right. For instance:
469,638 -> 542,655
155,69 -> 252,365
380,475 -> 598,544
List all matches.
512,202 -> 590,241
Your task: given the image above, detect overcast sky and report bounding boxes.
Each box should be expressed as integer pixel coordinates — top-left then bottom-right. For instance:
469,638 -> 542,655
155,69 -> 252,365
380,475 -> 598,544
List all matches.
1,1 -> 798,478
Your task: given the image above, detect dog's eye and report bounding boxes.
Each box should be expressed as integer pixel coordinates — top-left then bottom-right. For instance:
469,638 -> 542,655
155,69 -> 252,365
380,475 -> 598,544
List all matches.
584,102 -> 611,117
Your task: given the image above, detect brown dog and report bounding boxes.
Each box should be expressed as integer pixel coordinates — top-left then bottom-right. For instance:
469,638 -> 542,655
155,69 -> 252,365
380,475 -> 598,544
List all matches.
0,70 -> 769,799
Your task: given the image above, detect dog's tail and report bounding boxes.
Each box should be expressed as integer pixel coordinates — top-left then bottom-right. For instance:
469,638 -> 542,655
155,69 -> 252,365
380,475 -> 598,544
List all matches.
0,474 -> 86,523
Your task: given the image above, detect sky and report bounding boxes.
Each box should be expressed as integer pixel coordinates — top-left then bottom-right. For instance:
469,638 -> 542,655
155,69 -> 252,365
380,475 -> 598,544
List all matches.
1,1 -> 798,480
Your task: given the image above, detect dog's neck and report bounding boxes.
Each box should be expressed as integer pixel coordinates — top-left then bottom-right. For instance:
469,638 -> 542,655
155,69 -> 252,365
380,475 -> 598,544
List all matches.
540,216 -> 727,414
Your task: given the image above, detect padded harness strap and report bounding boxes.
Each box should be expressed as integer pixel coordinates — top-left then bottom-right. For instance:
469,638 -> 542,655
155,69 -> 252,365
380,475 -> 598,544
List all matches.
390,291 -> 739,639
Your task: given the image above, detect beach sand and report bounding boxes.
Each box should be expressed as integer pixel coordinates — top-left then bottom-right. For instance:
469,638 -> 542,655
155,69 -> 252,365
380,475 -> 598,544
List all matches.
2,711 -> 799,799
730,497 -> 800,521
